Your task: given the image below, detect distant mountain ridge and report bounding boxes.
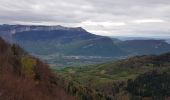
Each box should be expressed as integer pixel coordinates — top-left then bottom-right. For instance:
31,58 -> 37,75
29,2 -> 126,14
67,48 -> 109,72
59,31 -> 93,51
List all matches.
0,24 -> 85,34
0,24 -> 86,41
117,39 -> 170,55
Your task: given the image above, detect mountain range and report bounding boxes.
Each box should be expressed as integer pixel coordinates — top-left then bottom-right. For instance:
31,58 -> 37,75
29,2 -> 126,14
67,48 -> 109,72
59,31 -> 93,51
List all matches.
0,24 -> 124,57
0,24 -> 170,66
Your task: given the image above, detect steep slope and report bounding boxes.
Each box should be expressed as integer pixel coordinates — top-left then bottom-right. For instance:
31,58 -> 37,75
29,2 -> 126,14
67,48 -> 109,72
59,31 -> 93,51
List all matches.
0,37 -> 75,100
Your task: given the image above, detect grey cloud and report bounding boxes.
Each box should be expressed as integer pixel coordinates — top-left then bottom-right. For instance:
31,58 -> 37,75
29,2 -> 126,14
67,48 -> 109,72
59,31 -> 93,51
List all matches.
0,0 -> 170,37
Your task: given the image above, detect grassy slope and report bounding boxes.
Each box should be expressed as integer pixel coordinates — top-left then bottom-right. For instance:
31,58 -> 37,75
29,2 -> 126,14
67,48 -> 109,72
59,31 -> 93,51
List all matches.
58,63 -> 150,88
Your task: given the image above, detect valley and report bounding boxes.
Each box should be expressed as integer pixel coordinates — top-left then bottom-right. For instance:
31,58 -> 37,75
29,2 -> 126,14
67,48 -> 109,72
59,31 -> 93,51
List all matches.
1,0 -> 170,100
34,54 -> 114,68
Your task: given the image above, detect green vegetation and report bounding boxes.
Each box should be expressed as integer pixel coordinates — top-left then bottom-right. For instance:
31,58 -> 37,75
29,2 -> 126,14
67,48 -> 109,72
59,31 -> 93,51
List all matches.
57,52 -> 170,100
58,61 -> 153,87
64,81 -> 112,100
127,69 -> 170,100
21,56 -> 36,78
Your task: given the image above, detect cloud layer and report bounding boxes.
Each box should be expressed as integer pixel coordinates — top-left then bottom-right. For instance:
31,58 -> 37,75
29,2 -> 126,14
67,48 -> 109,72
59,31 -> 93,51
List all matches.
0,0 -> 170,37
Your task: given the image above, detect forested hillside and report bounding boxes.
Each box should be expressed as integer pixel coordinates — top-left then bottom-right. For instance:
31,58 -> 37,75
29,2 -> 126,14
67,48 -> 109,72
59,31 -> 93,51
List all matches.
0,37 -> 76,100
59,52 -> 170,100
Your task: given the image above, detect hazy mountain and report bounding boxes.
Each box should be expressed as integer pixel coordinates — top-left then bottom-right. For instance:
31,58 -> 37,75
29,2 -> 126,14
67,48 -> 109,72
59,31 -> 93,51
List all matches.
112,36 -> 170,41
117,40 -> 170,55
166,39 -> 170,44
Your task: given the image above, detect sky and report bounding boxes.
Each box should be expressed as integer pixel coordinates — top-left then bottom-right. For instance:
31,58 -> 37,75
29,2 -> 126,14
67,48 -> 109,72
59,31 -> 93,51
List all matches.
0,0 -> 170,37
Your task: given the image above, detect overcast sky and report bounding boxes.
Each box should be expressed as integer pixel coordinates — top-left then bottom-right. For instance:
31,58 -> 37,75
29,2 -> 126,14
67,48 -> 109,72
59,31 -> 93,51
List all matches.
0,0 -> 170,37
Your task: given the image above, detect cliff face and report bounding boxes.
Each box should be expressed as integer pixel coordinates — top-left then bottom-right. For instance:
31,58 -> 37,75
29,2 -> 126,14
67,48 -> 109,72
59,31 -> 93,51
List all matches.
0,37 -> 75,100
0,24 -> 86,35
